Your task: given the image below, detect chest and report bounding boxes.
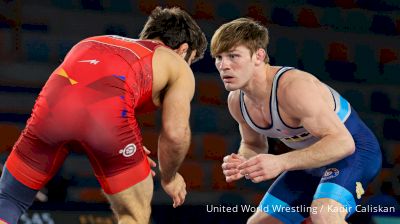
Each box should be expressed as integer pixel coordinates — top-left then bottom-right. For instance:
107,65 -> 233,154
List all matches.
244,97 -> 301,129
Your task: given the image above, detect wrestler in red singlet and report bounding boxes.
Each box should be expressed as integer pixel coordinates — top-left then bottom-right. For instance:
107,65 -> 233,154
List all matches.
7,35 -> 163,194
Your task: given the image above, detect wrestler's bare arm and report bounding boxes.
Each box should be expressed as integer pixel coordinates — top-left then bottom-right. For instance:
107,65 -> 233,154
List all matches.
221,91 -> 268,182
154,48 -> 194,182
278,73 -> 355,171
228,91 -> 268,159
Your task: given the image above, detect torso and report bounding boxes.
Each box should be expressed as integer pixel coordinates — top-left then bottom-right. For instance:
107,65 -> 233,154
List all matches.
236,66 -> 351,149
242,66 -> 335,129
46,35 -> 169,114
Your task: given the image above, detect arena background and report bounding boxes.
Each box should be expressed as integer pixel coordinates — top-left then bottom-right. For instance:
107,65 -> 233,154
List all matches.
0,0 -> 399,223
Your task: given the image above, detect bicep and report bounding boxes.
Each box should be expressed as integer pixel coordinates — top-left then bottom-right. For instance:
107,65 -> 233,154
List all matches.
297,96 -> 355,155
300,106 -> 346,138
283,80 -> 348,138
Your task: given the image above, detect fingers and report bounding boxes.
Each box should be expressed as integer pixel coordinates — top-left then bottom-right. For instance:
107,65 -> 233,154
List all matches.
223,153 -> 243,163
164,174 -> 186,208
222,161 -> 243,182
143,146 -> 156,167
222,154 -> 243,170
221,161 -> 241,170
177,188 -> 187,207
223,168 -> 240,176
143,146 -> 156,176
237,156 -> 268,182
223,154 -> 234,163
237,156 -> 259,170
147,157 -> 156,176
225,173 -> 244,182
250,175 -> 267,183
231,153 -> 246,161
223,167 -> 244,182
244,170 -> 264,180
237,159 -> 259,181
173,195 -> 180,208
143,146 -> 151,154
222,154 -> 246,183
223,154 -> 272,183
148,157 -> 157,168
173,186 -> 186,208
239,163 -> 261,176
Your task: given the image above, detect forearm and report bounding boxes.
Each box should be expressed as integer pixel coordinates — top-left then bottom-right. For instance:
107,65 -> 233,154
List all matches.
280,134 -> 355,171
158,127 -> 191,181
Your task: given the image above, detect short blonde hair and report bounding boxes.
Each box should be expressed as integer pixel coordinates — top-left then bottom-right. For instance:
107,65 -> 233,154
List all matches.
211,18 -> 269,63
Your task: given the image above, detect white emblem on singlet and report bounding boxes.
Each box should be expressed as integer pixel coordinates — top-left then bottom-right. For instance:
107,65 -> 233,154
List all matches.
119,143 -> 137,157
78,59 -> 100,65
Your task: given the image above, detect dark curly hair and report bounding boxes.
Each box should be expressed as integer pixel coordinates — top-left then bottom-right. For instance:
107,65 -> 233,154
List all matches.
139,7 -> 207,63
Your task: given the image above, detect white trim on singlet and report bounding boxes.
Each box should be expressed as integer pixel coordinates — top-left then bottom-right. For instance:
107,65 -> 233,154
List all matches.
80,39 -> 142,59
106,35 -> 154,53
240,67 -> 295,134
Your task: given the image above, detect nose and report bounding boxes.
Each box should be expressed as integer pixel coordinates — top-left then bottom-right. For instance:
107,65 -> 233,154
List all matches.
217,57 -> 229,71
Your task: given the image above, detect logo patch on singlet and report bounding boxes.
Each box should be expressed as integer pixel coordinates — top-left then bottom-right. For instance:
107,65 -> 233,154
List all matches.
78,59 -> 100,65
119,143 -> 137,157
322,168 -> 340,181
282,132 -> 311,142
356,182 -> 365,199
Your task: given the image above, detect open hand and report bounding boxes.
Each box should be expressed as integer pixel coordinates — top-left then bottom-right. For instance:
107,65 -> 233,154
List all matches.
238,154 -> 285,183
161,173 -> 187,208
143,146 -> 156,177
221,153 -> 246,182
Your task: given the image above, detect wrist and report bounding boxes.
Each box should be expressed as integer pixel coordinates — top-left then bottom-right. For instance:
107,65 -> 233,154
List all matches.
278,153 -> 290,172
161,172 -> 176,183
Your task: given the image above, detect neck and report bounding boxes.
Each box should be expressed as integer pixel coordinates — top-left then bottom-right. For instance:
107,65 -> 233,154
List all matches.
241,64 -> 273,107
149,38 -> 165,45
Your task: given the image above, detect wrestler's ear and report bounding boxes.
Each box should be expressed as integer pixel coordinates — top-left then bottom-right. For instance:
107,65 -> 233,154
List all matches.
254,48 -> 266,65
174,43 -> 189,57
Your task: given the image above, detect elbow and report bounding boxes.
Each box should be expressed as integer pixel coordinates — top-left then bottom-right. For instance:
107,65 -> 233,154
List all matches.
343,135 -> 355,157
162,126 -> 190,144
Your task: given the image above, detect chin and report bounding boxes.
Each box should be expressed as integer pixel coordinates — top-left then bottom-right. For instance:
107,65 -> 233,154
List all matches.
224,84 -> 238,91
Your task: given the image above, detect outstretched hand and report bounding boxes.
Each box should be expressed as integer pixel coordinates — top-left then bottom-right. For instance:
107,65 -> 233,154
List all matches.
237,154 -> 285,183
161,173 -> 187,208
221,153 -> 247,182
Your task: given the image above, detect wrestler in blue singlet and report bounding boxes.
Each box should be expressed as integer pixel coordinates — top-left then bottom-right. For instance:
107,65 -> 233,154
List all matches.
239,67 -> 382,223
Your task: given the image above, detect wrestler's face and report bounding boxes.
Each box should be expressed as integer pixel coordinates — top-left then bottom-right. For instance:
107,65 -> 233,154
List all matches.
214,45 -> 256,91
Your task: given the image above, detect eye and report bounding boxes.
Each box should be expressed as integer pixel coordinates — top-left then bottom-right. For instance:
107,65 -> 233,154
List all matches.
215,55 -> 222,61
229,54 -> 239,59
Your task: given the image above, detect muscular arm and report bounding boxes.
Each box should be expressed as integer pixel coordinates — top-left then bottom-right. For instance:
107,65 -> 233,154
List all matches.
228,91 -> 268,159
278,74 -> 355,171
155,50 -> 195,182
222,91 -> 268,182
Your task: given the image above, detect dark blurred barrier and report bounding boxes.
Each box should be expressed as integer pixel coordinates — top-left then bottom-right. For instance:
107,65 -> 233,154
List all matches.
19,211 -> 115,224
19,204 -> 253,224
19,203 -> 400,224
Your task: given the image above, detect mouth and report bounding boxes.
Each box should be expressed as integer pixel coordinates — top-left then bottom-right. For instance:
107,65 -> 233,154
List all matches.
222,75 -> 234,82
